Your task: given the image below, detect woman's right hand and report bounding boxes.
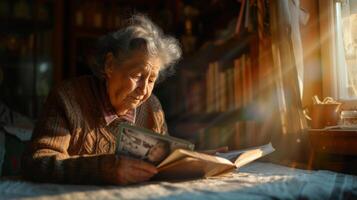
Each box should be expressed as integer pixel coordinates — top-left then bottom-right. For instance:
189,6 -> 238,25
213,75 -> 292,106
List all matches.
109,155 -> 158,185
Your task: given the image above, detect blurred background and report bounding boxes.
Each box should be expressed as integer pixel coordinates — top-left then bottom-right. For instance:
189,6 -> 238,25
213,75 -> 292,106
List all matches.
0,0 -> 264,150
1,0 -> 357,176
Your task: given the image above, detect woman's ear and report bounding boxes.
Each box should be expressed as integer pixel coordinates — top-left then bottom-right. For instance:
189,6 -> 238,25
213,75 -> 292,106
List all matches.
104,52 -> 114,78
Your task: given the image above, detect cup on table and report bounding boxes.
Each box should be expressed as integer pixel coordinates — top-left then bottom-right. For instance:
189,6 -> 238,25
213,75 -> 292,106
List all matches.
311,103 -> 342,129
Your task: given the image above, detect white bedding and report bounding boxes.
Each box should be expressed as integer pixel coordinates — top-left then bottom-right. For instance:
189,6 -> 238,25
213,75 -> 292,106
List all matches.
0,162 -> 356,200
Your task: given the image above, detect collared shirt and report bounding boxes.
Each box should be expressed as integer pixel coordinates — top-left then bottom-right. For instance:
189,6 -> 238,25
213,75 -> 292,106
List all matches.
100,82 -> 136,126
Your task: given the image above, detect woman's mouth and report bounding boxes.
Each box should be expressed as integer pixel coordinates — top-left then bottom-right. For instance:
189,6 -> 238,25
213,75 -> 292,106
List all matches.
130,96 -> 142,101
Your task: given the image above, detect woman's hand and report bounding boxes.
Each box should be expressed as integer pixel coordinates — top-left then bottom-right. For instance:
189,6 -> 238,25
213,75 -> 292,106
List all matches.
110,155 -> 158,185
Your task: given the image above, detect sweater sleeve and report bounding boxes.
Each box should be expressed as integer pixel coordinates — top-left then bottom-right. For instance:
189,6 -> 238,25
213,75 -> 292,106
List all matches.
22,86 -> 117,184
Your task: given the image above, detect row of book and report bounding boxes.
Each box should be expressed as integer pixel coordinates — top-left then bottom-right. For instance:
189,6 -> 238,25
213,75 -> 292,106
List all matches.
0,0 -> 52,22
181,53 -> 255,115
169,52 -> 263,149
74,1 -> 126,30
206,54 -> 254,113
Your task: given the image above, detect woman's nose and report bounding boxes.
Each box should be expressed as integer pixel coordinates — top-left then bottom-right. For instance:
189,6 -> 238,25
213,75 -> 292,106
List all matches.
136,78 -> 148,95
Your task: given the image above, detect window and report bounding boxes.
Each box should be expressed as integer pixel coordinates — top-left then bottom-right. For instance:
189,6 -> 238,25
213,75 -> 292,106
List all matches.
335,0 -> 357,101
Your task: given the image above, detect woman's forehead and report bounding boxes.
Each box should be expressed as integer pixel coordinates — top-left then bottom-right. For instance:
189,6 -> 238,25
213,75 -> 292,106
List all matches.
123,53 -> 161,73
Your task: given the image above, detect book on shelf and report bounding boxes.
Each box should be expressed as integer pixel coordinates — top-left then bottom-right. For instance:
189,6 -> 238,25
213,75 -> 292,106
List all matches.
219,70 -> 227,112
204,53 -> 254,114
115,123 -> 275,180
234,58 -> 243,108
227,67 -> 235,110
213,62 -> 220,112
206,62 -> 213,113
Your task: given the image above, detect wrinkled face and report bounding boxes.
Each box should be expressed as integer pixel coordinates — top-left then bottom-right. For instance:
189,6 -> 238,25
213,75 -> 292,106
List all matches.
104,51 -> 161,116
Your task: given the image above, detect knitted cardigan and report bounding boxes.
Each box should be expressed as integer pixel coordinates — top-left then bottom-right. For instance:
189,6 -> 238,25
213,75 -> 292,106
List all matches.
22,75 -> 168,184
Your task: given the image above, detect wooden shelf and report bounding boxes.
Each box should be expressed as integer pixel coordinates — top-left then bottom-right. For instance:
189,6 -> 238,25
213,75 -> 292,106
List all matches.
0,18 -> 52,33
165,32 -> 260,132
74,27 -> 114,38
177,32 -> 258,73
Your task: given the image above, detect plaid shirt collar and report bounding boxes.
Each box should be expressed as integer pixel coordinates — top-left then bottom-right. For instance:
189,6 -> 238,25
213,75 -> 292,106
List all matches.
100,83 -> 136,126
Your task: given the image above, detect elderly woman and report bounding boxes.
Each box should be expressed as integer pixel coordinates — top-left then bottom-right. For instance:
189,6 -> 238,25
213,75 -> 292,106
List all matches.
22,15 -> 182,185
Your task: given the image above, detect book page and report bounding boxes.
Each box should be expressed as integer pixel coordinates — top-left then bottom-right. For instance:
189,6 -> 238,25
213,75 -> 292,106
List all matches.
233,143 -> 275,168
157,149 -> 188,168
157,149 -> 233,169
216,143 -> 274,162
215,149 -> 246,162
156,157 -> 235,180
155,158 -> 204,180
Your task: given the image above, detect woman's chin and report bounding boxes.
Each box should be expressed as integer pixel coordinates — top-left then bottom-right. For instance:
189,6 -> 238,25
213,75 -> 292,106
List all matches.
115,104 -> 134,115
115,98 -> 144,113
124,101 -> 141,110
130,98 -> 146,107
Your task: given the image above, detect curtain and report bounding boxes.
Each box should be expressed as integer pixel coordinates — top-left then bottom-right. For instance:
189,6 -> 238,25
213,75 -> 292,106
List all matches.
257,0 -> 309,163
270,0 -> 308,134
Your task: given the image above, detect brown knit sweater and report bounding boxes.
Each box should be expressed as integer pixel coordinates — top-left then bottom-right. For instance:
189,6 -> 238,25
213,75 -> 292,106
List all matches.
22,75 -> 168,184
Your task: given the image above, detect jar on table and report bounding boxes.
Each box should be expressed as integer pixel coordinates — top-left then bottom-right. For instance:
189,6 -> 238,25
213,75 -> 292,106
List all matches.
340,110 -> 357,127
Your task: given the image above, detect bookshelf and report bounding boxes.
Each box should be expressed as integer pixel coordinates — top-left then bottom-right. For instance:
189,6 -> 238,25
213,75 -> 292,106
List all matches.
50,0 -> 263,149
65,0 -> 179,78
64,0 -> 243,78
0,0 -> 62,118
154,1 -> 265,150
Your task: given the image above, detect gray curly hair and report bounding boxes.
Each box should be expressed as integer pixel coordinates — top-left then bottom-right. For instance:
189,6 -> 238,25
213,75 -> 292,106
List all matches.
92,14 -> 182,83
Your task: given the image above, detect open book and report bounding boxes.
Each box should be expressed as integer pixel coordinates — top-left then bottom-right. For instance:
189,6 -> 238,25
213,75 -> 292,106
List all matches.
116,124 -> 275,180
155,143 -> 274,180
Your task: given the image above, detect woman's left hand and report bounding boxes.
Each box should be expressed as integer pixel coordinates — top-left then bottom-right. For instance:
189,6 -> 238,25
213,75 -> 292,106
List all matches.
106,155 -> 158,185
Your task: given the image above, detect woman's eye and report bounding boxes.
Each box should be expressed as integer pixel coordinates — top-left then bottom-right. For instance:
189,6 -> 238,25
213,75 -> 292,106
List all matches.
132,74 -> 141,80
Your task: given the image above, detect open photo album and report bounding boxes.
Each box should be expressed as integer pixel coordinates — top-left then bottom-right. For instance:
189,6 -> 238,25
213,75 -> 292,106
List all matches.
116,124 -> 275,180
116,124 -> 195,165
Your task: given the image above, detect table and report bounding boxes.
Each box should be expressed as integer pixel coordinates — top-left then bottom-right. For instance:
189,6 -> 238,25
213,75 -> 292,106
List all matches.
308,129 -> 357,173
